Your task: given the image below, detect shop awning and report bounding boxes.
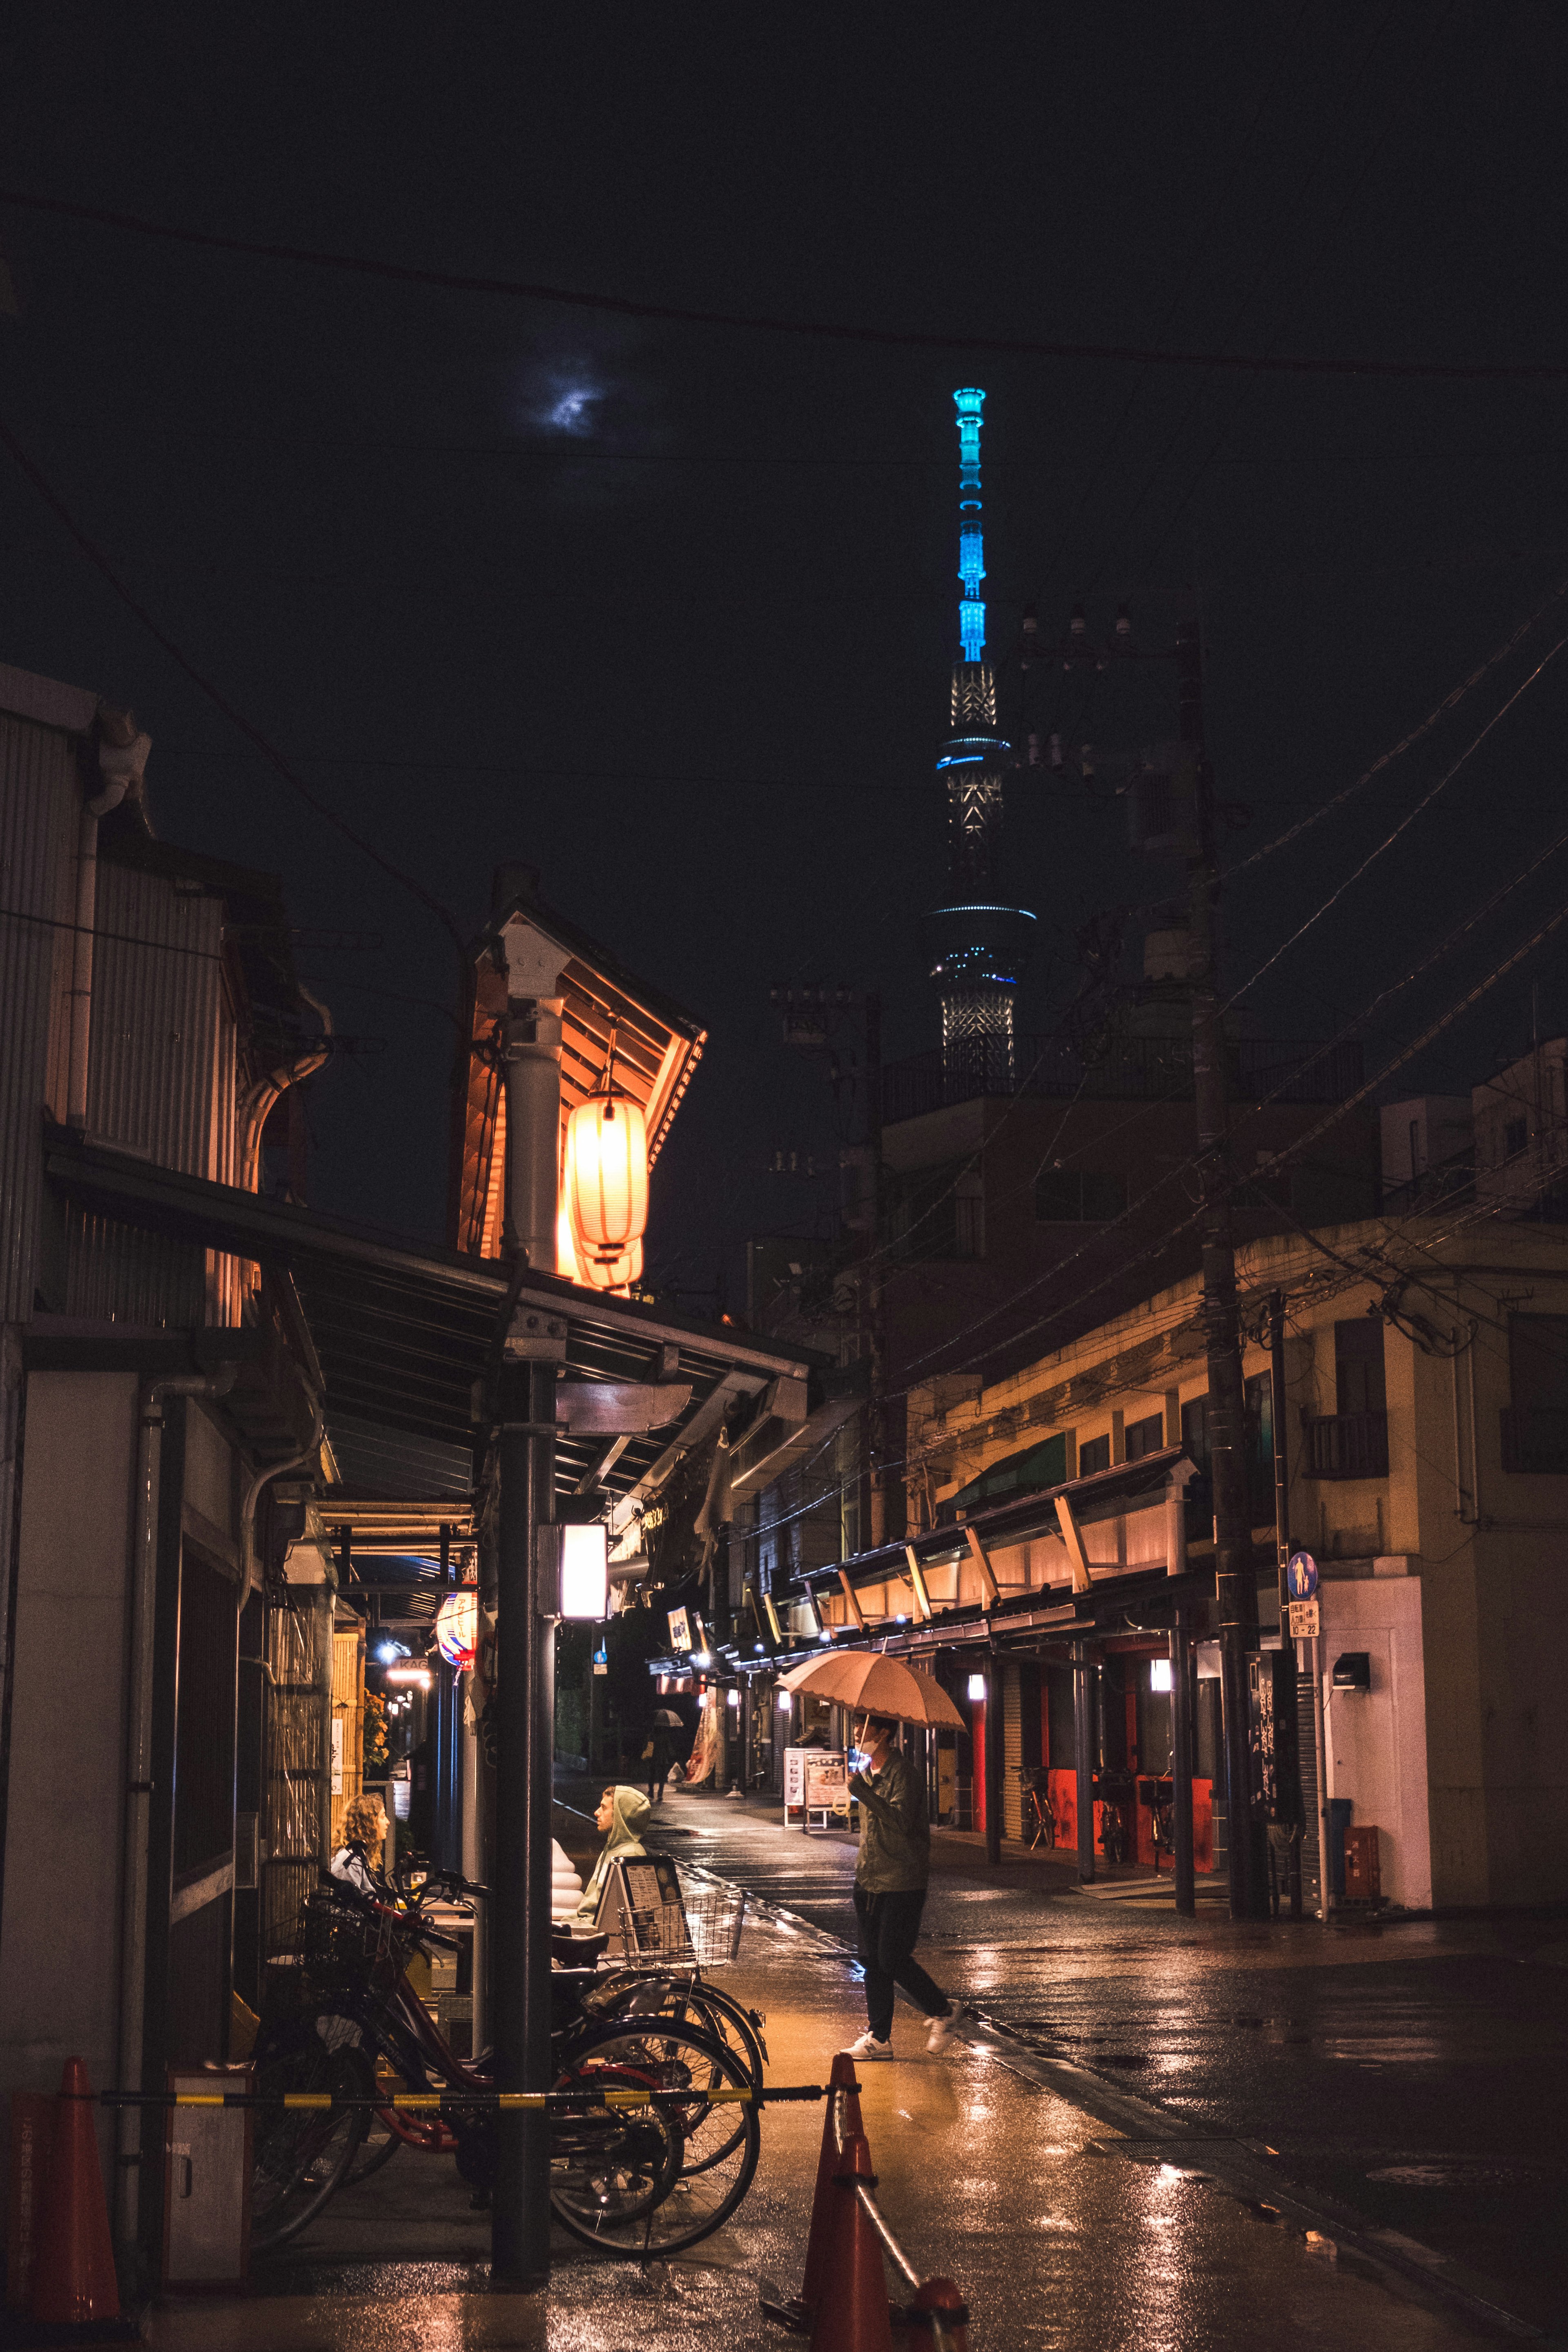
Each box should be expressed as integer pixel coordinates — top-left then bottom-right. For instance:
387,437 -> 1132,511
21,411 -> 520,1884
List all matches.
784,1445 -> 1211,1654
45,1132 -> 819,1514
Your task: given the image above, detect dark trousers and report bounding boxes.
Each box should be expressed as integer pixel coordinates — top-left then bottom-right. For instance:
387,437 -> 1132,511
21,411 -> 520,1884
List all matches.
853,1885 -> 950,2042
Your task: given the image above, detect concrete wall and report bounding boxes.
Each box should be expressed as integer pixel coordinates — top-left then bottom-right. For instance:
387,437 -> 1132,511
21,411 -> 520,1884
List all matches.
1320,1572 -> 1432,1911
0,1370 -> 137,2201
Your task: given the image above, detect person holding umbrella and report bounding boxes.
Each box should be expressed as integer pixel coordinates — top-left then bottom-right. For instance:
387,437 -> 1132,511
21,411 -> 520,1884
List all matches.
846,1710 -> 957,2062
775,1649 -> 965,2062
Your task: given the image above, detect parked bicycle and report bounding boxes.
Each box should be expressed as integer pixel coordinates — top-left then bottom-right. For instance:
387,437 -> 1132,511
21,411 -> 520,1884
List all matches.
1017,1766 -> 1056,1851
1095,1771 -> 1135,1866
250,1868 -> 759,2257
1140,1774 -> 1176,1872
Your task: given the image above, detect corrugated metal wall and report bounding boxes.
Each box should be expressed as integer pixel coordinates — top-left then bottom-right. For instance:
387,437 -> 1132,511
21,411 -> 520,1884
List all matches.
66,862 -> 240,1326
0,715 -> 79,1324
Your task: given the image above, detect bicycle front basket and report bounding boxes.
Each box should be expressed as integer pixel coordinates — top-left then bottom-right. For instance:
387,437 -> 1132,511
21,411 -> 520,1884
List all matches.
680,1883 -> 747,1968
301,1885 -> 406,1996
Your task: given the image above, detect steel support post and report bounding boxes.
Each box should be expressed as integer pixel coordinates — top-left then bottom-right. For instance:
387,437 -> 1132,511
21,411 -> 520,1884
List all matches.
1073,1640 -> 1095,1884
1169,1610 -> 1196,1917
983,1657 -> 1002,1866
491,1357 -> 557,2287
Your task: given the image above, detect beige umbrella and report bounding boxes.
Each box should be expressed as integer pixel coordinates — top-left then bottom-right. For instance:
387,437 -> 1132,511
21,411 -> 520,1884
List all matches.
776,1648 -> 965,1730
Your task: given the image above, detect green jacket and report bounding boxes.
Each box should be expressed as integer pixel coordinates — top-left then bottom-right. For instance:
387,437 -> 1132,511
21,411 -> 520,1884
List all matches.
849,1748 -> 930,1893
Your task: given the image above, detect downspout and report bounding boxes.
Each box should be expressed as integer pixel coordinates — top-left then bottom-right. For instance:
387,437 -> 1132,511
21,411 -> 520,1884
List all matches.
238,988 -> 334,1192
66,709 -> 150,1129
116,1365 -> 237,2252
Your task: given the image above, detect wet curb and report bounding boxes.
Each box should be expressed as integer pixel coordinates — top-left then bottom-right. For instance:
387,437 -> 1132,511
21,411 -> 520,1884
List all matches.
651,1824 -> 1566,2350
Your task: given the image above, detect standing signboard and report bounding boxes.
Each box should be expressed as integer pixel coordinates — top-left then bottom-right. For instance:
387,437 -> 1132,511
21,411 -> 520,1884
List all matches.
784,1748 -> 851,1833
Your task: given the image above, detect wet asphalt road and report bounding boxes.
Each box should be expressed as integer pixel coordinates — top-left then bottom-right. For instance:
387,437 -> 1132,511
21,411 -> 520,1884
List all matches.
628,1786 -> 1568,2340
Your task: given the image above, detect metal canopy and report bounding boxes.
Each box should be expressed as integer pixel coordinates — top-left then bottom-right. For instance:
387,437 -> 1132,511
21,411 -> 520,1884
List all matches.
45,1133 -> 819,1510
807,1445 -> 1200,1594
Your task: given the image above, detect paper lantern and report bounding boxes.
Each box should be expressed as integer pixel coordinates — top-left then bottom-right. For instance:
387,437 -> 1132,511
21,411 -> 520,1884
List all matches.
576,1234 -> 642,1294
434,1587 -> 479,1670
566,1095 -> 648,1253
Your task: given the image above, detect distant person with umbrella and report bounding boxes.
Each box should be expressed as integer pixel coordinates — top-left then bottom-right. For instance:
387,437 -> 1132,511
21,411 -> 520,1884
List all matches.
644,1706 -> 682,1804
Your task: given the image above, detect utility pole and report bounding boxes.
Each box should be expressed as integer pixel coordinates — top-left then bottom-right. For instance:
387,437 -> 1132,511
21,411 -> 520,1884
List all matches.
862,991 -> 889,1548
1178,612 -> 1261,1922
770,984 -> 888,1547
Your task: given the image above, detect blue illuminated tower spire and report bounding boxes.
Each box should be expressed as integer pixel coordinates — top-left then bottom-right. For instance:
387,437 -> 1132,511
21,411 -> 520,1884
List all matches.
920,389 -> 1036,1087
955,386 -> 987,662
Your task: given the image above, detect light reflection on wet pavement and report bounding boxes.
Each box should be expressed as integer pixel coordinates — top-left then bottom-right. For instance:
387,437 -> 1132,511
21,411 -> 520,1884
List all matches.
138,1794 -> 1560,2346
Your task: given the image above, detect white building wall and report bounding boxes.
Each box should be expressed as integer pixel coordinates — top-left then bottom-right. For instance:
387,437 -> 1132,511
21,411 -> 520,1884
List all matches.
1320,1570 -> 1432,1910
0,1370 -> 138,2201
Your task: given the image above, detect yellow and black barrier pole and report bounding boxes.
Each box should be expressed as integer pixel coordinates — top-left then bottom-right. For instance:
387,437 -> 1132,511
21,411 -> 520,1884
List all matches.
99,2083 -> 826,2112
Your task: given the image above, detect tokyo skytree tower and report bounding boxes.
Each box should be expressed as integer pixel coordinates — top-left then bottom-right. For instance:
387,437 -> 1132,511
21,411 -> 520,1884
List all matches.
921,389 -> 1036,1087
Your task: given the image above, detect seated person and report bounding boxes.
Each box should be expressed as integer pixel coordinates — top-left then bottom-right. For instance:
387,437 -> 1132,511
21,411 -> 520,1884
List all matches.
330,1792 -> 389,1898
572,1784 -> 651,1928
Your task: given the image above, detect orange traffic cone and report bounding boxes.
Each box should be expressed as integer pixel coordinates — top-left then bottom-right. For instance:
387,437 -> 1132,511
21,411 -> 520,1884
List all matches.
899,2276 -> 969,2352
801,2052 -> 864,2310
30,2058 -> 121,2325
808,2131 -> 892,2352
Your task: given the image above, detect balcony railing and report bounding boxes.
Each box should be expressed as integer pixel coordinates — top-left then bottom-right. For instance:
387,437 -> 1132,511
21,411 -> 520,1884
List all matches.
883,1032 -> 1365,1124
1500,1405 -> 1568,1474
1304,1410 -> 1389,1481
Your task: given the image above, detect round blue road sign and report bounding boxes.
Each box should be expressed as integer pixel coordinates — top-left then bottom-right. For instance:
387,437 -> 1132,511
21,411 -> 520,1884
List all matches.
1287,1550 -> 1319,1601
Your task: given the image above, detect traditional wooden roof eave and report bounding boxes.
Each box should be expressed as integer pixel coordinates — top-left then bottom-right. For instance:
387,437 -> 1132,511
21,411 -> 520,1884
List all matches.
450,886 -> 707,1258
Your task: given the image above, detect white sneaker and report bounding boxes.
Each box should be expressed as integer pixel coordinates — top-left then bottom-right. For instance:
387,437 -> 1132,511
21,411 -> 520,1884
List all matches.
845,2031 -> 894,2062
926,2010 -> 957,2054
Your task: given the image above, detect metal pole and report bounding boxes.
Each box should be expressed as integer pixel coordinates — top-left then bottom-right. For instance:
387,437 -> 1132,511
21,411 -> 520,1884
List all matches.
492,1356 -> 557,2288
1267,1296 -> 1303,1919
1270,1290 -> 1290,1616
982,1658 -> 1002,1866
1169,1609 -> 1195,1916
1073,1640 -> 1095,1884
1312,1633 -> 1332,1920
1180,609 -> 1261,1922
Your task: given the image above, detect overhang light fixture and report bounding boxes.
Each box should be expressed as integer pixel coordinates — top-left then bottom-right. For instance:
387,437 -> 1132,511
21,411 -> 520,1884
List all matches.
557,1523 -> 610,1619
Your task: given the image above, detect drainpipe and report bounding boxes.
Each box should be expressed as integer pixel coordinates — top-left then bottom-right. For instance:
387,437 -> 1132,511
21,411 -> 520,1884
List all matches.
66,710 -> 150,1129
116,1365 -> 236,2251
238,988 -> 334,1192
241,1400 -> 324,1603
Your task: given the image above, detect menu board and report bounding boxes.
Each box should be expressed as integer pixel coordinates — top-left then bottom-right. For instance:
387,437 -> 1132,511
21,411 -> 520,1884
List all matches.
785,1748 -> 852,1826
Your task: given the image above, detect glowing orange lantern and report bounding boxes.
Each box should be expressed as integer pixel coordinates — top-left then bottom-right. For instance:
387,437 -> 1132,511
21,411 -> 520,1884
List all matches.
577,1234 -> 642,1294
566,1094 -> 648,1254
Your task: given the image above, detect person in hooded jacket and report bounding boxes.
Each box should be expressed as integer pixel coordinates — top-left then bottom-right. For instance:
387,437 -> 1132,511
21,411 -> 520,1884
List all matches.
573,1784 -> 652,1926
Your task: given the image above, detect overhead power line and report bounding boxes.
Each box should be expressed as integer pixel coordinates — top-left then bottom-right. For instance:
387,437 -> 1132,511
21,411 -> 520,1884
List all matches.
0,413 -> 467,954
5,185 -> 1568,385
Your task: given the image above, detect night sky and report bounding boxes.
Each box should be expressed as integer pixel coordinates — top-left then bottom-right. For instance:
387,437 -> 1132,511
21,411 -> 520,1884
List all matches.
4,4 -> 1568,1327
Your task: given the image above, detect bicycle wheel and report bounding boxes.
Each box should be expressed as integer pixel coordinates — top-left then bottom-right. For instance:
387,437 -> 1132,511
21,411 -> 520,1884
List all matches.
250,2022 -> 371,2250
343,2058 -> 444,2184
595,1973 -> 767,2092
550,2020 -> 760,2255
